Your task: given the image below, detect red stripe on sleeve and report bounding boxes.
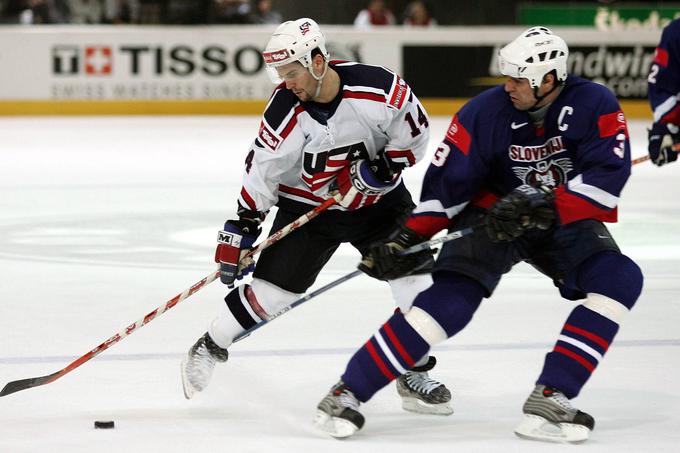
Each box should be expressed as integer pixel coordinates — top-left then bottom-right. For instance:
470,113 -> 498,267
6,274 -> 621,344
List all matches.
661,104 -> 680,126
280,105 -> 304,139
343,91 -> 386,103
386,149 -> 416,167
406,215 -> 451,239
240,187 -> 257,210
554,186 -> 618,225
597,110 -> 628,138
471,189 -> 499,209
654,47 -> 669,67
564,324 -> 610,351
382,322 -> 415,367
554,345 -> 595,373
388,76 -> 408,109
444,115 -> 471,155
365,340 -> 397,380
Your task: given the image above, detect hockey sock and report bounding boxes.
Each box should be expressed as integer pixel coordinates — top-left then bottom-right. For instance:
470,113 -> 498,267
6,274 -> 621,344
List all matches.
538,305 -> 618,399
341,272 -> 485,402
342,311 -> 430,402
538,252 -> 643,398
208,285 -> 265,348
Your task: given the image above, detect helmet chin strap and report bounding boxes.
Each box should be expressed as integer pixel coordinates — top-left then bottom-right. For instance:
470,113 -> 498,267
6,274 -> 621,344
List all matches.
529,82 -> 562,111
308,60 -> 329,100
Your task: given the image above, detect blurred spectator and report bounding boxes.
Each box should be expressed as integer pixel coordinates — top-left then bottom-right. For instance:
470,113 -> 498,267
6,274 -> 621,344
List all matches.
137,0 -> 163,24
1,0 -> 67,24
250,0 -> 280,25
103,0 -> 139,24
353,0 -> 395,27
67,0 -> 103,23
402,1 -> 436,27
208,0 -> 251,24
164,0 -> 209,24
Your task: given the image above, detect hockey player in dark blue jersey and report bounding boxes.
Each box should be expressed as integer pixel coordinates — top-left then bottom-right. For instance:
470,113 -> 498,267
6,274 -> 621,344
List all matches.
648,18 -> 680,166
314,27 -> 643,442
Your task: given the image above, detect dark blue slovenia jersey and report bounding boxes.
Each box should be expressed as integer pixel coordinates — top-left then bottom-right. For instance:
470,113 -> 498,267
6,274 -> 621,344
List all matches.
407,76 -> 631,238
649,18 -> 680,126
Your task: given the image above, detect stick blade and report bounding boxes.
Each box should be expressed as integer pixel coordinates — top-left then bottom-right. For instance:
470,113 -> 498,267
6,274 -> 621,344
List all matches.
0,372 -> 60,397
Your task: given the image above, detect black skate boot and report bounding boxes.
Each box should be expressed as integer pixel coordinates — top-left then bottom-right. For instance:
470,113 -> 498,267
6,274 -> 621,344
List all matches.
515,384 -> 595,443
180,332 -> 229,399
396,356 -> 453,415
314,380 -> 365,438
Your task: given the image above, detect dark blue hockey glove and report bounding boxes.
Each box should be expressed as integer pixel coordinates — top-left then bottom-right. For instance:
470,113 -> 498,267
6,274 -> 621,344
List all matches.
485,184 -> 555,242
648,122 -> 680,166
358,226 -> 434,281
215,219 -> 261,287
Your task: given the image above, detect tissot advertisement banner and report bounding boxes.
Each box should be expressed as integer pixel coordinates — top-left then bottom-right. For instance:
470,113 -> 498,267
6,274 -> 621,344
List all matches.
0,27 -> 374,101
0,26 -> 661,101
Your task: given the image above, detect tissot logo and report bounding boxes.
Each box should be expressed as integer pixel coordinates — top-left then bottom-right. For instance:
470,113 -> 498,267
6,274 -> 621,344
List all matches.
52,45 -> 113,75
52,46 -> 79,74
85,46 -> 113,75
51,44 -> 264,77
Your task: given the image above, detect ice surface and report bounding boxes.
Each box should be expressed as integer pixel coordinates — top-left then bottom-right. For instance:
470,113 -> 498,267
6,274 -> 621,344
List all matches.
0,116 -> 678,452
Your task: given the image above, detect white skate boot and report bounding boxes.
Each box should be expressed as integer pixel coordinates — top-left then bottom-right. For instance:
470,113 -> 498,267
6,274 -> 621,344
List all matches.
514,384 -> 595,443
180,332 -> 229,399
396,356 -> 453,415
314,380 -> 365,438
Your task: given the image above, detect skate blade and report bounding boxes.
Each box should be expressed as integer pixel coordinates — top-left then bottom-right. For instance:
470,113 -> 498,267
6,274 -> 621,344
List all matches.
514,414 -> 590,443
401,397 -> 454,415
314,410 -> 360,438
180,358 -> 196,400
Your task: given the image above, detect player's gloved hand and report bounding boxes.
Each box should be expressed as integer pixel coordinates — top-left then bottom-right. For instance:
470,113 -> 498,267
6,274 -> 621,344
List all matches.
358,226 -> 434,281
215,219 -> 262,287
335,159 -> 395,210
485,184 -> 555,242
648,122 -> 680,166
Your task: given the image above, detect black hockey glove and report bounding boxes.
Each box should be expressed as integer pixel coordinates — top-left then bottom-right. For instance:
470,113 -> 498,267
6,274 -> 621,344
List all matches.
485,184 -> 555,242
215,218 -> 262,287
648,122 -> 680,166
358,226 -> 434,281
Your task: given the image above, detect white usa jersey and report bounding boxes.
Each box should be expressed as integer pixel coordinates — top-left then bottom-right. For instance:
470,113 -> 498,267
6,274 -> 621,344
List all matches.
237,61 -> 430,214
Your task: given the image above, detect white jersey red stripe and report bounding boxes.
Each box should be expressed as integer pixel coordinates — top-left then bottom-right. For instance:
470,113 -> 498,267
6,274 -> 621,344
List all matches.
236,61 -> 430,214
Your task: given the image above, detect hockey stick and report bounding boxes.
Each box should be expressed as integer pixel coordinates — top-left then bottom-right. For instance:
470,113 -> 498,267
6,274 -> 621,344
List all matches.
0,193 -> 343,398
230,151 -> 653,347
631,142 -> 680,166
632,155 -> 650,165
246,193 -> 343,258
233,269 -> 363,343
397,226 -> 478,255
232,224 -> 479,343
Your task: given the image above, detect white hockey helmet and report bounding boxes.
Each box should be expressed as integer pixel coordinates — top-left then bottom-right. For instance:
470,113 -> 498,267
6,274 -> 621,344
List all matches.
498,27 -> 568,88
262,18 -> 330,83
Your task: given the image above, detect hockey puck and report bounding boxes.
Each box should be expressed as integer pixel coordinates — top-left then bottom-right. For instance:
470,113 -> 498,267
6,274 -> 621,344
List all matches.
94,420 -> 115,429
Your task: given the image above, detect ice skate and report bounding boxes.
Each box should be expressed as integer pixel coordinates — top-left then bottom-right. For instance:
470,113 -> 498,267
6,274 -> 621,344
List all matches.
180,332 -> 229,399
514,385 -> 595,443
314,380 -> 365,438
396,356 -> 453,415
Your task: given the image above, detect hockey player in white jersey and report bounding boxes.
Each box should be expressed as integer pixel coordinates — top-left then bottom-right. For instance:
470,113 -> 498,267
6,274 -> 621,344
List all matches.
180,18 -> 452,417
